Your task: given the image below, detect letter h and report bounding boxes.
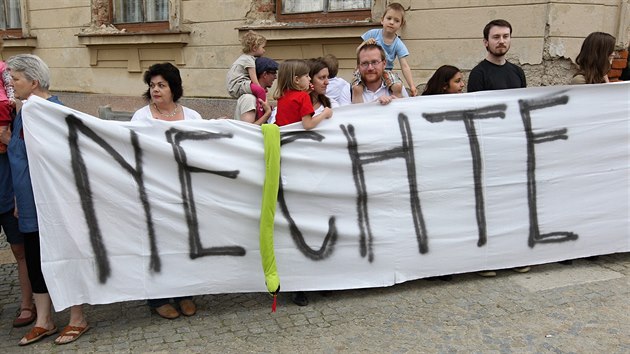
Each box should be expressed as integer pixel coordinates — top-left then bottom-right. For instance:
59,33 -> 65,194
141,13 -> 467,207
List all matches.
340,114 -> 427,262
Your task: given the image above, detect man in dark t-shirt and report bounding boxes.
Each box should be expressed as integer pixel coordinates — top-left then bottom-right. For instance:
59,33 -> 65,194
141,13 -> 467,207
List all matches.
467,20 -> 531,277
468,19 -> 526,92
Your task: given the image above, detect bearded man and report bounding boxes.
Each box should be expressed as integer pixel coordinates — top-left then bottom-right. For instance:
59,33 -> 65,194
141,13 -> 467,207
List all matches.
467,19 -> 527,92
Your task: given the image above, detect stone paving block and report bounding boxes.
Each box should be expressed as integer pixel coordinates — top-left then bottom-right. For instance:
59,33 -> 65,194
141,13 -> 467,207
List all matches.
511,262 -> 624,292
0,250 -> 628,352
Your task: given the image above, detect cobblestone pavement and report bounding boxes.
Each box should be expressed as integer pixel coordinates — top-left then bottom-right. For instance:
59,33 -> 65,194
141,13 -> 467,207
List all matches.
0,233 -> 628,353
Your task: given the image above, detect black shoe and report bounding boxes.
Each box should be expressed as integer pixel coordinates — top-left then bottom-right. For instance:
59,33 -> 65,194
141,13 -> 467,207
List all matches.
291,292 -> 308,306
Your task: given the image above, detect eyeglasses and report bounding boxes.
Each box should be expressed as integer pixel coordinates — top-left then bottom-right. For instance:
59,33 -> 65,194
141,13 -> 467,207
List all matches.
359,60 -> 383,69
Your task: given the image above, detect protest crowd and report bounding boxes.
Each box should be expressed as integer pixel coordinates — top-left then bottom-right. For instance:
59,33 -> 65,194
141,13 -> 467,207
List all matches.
0,2 -> 627,346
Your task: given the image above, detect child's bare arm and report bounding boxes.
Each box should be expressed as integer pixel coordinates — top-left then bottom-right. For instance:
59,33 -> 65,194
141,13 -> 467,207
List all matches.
240,99 -> 271,125
247,67 -> 261,86
356,38 -> 377,53
253,99 -> 272,125
0,125 -> 10,145
301,107 -> 333,130
399,57 -> 417,97
352,84 -> 365,104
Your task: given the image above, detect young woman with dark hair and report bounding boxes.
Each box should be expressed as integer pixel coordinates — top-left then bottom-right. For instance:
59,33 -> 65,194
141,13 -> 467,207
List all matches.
422,65 -> 465,95
132,62 -> 202,123
571,32 -> 616,84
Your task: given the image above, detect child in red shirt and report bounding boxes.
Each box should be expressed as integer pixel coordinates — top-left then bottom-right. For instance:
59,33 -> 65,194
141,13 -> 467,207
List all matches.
274,59 -> 332,129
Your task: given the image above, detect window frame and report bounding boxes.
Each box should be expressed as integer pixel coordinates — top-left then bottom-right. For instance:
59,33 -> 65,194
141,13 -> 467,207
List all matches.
275,0 -> 372,23
107,0 -> 173,33
0,0 -> 24,38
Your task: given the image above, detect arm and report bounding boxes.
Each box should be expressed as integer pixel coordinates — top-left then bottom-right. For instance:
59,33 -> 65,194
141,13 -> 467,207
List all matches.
130,107 -> 147,122
0,125 -> 10,145
247,67 -> 260,87
360,30 -> 375,44
241,99 -> 272,125
467,67 -> 483,93
360,30 -> 370,42
240,110 -> 256,123
338,81 -> 352,106
376,95 -> 396,105
301,107 -> 332,130
399,57 -> 417,97
356,37 -> 377,55
351,83 -> 365,104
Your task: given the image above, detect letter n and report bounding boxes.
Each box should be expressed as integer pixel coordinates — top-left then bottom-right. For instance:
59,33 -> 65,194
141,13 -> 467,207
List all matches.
66,115 -> 158,284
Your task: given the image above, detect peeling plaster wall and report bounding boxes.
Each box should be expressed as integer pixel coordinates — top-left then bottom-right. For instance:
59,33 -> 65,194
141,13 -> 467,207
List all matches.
91,0 -> 110,26
246,0 -> 276,22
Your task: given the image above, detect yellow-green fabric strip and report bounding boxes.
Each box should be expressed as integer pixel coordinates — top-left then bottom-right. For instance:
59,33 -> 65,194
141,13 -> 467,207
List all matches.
260,124 -> 280,294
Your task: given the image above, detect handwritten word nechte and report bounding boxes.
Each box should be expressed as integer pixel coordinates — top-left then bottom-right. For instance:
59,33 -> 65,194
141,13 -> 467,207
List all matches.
65,92 -> 578,285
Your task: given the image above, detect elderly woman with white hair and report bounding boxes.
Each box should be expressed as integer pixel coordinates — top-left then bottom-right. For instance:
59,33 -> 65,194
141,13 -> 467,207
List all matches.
6,54 -> 90,346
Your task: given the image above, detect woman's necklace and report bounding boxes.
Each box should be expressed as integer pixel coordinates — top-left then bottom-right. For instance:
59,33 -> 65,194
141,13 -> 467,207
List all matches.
153,103 -> 180,118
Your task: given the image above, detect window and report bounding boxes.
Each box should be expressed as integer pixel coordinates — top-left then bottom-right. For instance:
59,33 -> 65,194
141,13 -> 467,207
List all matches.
110,0 -> 169,31
80,0 -> 188,73
112,0 -> 168,23
0,0 -> 21,36
277,0 -> 373,23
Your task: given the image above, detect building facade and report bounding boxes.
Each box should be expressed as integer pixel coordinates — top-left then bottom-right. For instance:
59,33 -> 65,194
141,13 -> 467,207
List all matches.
1,0 -> 628,118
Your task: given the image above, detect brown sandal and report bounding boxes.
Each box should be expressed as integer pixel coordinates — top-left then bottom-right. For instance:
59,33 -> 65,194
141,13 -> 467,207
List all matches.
19,326 -> 57,346
54,324 -> 90,345
13,306 -> 37,328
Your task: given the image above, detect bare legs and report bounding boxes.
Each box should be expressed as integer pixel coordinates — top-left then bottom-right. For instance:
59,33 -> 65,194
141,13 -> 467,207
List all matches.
11,243 -> 34,320
31,294 -> 54,329
390,82 -> 403,98
54,305 -> 88,344
352,84 -> 365,103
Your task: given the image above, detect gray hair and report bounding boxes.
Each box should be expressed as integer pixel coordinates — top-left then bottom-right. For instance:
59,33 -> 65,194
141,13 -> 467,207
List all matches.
7,54 -> 51,90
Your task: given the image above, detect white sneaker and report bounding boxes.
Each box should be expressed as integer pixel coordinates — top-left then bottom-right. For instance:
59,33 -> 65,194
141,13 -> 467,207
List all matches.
513,266 -> 531,273
478,270 -> 497,277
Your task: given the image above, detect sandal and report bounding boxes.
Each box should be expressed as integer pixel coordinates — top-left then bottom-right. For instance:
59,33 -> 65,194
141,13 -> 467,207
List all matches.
54,324 -> 90,345
13,306 -> 37,328
19,326 -> 57,346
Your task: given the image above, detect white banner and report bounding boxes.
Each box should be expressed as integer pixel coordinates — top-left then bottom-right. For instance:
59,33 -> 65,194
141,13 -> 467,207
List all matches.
22,83 -> 629,310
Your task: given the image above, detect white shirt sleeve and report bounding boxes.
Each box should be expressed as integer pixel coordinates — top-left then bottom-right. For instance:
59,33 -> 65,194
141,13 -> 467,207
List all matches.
182,106 -> 203,120
130,105 -> 151,122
